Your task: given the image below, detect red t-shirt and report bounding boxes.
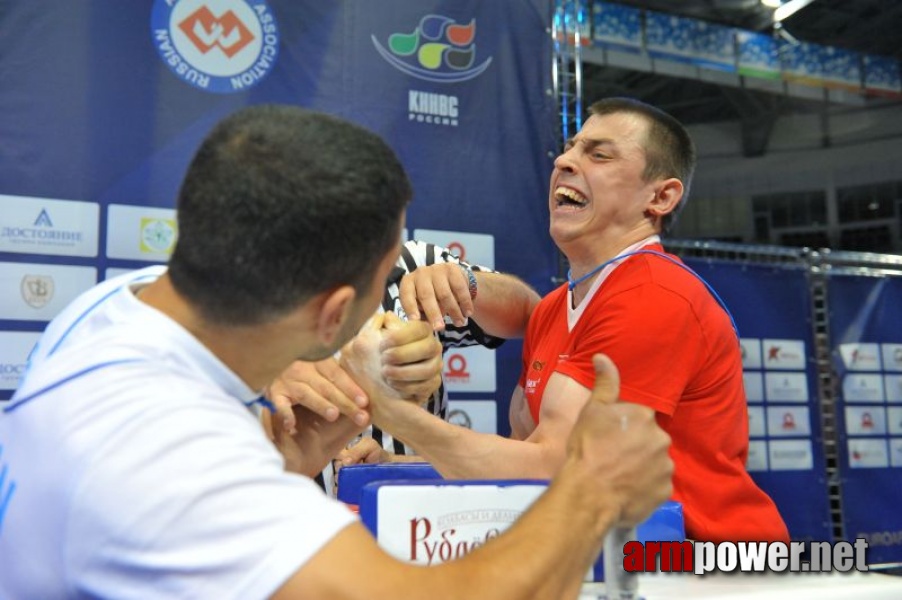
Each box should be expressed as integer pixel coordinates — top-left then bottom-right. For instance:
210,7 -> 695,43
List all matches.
520,245 -> 789,542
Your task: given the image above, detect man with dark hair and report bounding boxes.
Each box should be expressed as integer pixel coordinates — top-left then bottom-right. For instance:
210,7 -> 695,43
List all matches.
268,238 -> 542,494
346,97 -> 789,543
0,104 -> 673,599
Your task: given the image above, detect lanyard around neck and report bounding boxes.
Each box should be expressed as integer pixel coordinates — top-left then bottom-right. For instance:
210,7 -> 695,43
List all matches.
566,249 -> 740,338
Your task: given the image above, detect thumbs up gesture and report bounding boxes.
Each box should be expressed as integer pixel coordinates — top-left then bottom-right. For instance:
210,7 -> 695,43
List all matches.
565,354 -> 673,528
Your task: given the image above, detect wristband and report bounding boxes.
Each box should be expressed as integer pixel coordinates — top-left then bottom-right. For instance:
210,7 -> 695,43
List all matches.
458,263 -> 478,300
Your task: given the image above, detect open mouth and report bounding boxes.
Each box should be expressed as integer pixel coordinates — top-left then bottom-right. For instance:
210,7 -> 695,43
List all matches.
554,186 -> 588,208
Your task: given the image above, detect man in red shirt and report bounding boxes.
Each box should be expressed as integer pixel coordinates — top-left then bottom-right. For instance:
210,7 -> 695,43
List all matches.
341,97 -> 788,542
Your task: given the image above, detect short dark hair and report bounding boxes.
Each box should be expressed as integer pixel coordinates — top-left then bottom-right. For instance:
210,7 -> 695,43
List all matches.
588,97 -> 696,234
168,105 -> 411,326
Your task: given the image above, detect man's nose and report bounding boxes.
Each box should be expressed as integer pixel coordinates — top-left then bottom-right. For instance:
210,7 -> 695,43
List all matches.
553,148 -> 577,173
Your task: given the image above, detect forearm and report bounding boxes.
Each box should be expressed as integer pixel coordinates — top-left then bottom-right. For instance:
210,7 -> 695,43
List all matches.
438,457 -> 615,599
374,404 -> 562,479
470,271 -> 539,339
286,478 -> 614,600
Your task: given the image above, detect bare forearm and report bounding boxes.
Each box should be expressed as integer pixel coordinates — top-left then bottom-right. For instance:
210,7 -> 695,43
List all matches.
471,271 -> 539,339
375,405 -> 561,479
285,463 -> 615,600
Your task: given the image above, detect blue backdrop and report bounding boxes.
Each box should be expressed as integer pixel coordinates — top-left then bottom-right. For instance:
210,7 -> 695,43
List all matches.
683,258 -> 834,543
0,1 -> 559,426
827,274 -> 902,565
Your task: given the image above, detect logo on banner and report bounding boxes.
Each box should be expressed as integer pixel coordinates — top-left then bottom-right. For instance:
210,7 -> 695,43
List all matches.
444,353 -> 470,384
139,218 -> 178,254
764,342 -> 804,368
34,209 -> 53,227
448,408 -> 473,429
151,0 -> 279,94
1,207 -> 84,248
21,275 -> 54,309
373,14 -> 492,83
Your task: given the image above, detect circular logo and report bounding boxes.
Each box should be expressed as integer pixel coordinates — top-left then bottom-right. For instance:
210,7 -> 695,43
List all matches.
21,275 -> 54,309
447,409 -> 473,429
151,0 -> 279,94
140,218 -> 178,254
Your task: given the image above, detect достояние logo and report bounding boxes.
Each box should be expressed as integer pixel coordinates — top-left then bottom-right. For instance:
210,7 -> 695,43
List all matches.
372,14 -> 492,83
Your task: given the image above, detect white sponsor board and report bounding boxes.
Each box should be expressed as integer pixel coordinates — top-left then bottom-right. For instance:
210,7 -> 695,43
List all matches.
762,339 -> 806,370
845,406 -> 887,436
842,374 -> 886,403
766,406 -> 811,437
0,194 -> 99,257
848,438 -> 889,469
764,372 -> 809,402
740,338 -> 762,369
106,204 -> 178,262
0,331 -> 41,391
768,439 -> 814,471
838,342 -> 883,372
746,440 -> 769,471
412,229 -> 494,269
0,262 -> 96,321
442,345 -> 496,393
885,375 -> 902,403
447,400 -> 497,435
881,343 -> 902,373
374,484 -> 545,566
743,371 -> 764,403
747,405 -> 766,437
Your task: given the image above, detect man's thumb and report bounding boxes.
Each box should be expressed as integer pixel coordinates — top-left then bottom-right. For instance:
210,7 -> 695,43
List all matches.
590,353 -> 620,405
382,311 -> 405,331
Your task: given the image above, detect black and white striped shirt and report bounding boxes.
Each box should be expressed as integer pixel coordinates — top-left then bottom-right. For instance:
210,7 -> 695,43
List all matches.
318,240 -> 503,494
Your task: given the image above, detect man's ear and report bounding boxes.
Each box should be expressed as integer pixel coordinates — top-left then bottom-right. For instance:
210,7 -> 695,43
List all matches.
315,285 -> 356,346
646,177 -> 684,219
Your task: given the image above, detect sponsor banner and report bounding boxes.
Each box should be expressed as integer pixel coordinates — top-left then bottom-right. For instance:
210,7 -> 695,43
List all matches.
0,331 -> 40,391
0,195 -> 99,257
828,273 -> 902,563
766,406 -> 811,438
891,438 -> 902,467
886,408 -> 902,435
747,405 -> 766,437
372,483 -> 546,566
845,406 -> 887,436
106,205 -> 178,262
447,399 -> 497,435
764,372 -> 809,403
838,343 -> 883,371
842,374 -> 885,403
848,438 -> 889,469
762,339 -> 806,370
886,375 -> 902,403
740,338 -> 763,369
442,345 -> 495,393
412,229 -> 494,270
150,0 -> 280,94
0,262 -> 96,321
882,344 -> 902,372
743,371 -> 764,403
768,439 -> 814,471
746,440 -> 768,472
